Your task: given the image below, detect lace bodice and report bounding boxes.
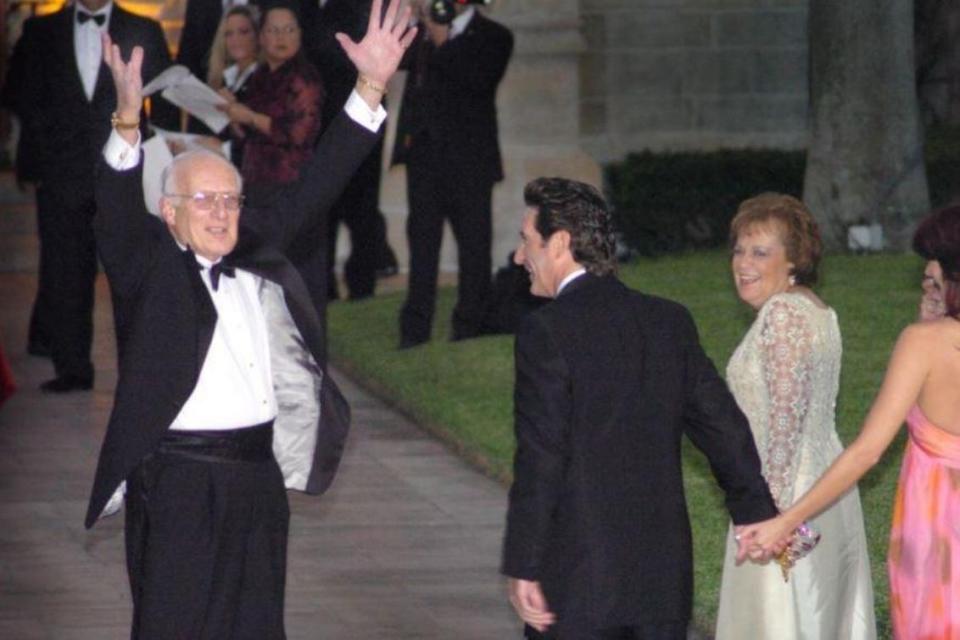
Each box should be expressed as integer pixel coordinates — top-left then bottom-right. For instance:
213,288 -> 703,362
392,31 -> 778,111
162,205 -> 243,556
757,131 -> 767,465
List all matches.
726,292 -> 844,510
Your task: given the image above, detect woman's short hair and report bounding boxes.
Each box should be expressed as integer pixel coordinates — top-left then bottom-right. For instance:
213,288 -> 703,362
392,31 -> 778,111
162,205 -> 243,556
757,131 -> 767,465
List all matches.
913,204 -> 960,318
729,193 -> 823,287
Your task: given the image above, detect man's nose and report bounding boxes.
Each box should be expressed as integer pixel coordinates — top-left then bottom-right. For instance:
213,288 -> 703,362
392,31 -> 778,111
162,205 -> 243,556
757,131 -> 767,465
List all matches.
513,246 -> 524,265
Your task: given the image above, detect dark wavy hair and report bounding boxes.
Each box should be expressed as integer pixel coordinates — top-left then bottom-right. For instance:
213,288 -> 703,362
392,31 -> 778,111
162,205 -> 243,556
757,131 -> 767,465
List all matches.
523,177 -> 617,276
729,193 -> 823,287
913,204 -> 960,319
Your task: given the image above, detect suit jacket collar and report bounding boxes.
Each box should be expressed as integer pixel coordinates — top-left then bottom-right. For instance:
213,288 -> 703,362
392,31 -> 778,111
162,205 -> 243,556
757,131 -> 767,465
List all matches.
556,271 -> 600,298
50,9 -> 87,104
92,5 -> 131,104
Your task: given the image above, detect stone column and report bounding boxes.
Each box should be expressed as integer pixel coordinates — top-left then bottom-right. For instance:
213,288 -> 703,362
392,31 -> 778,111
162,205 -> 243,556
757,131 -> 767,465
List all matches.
377,0 -> 601,273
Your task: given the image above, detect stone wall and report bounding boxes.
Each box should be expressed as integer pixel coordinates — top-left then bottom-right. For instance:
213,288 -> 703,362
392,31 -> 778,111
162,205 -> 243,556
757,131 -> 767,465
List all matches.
578,0 -> 809,162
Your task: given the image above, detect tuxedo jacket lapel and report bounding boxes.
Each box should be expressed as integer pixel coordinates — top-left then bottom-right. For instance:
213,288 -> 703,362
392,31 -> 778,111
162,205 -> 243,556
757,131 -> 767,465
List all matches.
178,246 -> 218,376
52,9 -> 88,105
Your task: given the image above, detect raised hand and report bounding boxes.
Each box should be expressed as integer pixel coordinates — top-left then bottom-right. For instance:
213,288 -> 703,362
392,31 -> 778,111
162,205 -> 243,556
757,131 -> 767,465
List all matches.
101,32 -> 143,125
336,0 -> 418,87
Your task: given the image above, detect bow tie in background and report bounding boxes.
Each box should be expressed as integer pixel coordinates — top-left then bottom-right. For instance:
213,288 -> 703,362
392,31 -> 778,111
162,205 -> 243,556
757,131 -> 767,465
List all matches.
209,262 -> 236,291
77,11 -> 107,27
77,12 -> 106,26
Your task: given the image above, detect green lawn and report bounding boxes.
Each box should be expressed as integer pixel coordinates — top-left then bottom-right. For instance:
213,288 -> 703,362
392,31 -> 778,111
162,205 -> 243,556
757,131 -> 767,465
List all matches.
328,250 -> 924,638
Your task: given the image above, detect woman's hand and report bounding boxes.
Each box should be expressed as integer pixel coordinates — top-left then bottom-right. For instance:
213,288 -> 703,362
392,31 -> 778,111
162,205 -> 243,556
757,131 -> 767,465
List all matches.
218,88 -> 238,104
220,100 -> 256,126
735,516 -> 796,564
336,0 -> 418,87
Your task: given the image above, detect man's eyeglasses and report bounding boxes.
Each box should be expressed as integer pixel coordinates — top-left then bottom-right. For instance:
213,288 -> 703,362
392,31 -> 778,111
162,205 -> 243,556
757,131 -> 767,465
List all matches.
264,25 -> 299,35
165,191 -> 245,212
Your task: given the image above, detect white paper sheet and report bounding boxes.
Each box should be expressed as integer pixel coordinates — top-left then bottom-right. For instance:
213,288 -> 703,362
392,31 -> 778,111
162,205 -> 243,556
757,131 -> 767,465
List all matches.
145,65 -> 230,134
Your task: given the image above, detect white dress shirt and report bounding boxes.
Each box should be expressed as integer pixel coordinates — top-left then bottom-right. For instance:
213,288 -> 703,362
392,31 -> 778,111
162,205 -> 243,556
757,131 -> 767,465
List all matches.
449,6 -> 476,39
170,252 -> 277,430
74,2 -> 113,101
557,268 -> 586,295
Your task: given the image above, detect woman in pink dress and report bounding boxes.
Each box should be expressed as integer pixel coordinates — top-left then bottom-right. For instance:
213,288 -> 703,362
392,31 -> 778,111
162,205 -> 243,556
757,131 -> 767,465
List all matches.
740,205 -> 960,638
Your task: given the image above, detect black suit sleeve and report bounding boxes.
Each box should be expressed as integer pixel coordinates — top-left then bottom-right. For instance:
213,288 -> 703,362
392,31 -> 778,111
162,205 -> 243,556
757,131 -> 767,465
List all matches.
502,313 -> 571,579
241,109 -> 380,251
677,307 -> 778,524
93,155 -> 153,297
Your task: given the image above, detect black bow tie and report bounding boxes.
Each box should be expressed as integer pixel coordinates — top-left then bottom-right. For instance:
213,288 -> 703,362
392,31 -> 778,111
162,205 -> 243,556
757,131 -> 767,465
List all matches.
209,262 -> 236,291
77,11 -> 106,26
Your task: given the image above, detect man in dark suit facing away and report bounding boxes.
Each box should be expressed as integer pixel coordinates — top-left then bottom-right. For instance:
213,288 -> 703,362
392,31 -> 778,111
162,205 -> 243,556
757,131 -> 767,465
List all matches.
87,2 -> 416,637
0,0 -> 173,392
392,1 -> 513,348
501,178 -> 781,639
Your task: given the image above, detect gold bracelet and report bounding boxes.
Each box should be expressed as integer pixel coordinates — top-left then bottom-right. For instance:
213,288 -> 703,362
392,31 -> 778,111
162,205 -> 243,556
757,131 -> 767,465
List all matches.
111,111 -> 140,130
356,75 -> 387,96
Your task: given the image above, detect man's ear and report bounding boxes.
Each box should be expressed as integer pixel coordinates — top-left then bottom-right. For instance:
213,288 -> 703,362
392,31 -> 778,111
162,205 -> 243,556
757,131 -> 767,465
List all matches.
160,197 -> 177,227
549,229 -> 572,259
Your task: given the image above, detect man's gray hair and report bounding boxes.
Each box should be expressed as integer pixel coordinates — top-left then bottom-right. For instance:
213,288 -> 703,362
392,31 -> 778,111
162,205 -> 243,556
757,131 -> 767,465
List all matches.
161,149 -> 243,195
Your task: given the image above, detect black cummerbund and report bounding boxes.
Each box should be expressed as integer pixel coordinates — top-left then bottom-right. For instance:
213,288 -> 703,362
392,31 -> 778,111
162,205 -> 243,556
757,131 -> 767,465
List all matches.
158,421 -> 275,464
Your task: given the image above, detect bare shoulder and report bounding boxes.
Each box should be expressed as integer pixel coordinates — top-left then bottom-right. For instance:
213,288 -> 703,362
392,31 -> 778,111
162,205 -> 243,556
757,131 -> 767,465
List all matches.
897,318 -> 960,352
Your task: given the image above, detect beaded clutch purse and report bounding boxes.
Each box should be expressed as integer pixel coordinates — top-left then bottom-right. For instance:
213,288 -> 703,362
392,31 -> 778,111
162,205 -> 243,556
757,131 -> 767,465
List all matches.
777,521 -> 821,582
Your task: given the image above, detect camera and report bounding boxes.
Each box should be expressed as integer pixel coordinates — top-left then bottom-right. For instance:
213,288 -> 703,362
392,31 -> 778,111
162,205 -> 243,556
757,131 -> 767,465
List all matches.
428,0 -> 491,25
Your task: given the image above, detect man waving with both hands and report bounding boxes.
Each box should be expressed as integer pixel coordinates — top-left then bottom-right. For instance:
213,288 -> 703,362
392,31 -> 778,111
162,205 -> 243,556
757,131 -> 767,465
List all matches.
86,1 -> 415,638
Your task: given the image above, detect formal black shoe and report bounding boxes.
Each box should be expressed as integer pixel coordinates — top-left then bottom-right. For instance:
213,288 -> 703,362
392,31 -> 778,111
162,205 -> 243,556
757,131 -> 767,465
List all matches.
27,342 -> 51,358
399,335 -> 428,350
39,375 -> 93,393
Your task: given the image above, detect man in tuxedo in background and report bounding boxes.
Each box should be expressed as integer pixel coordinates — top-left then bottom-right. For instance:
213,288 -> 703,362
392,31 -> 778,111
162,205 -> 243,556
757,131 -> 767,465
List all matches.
0,0 -> 172,391
501,178 -> 780,639
307,0 -> 396,302
392,1 -> 513,348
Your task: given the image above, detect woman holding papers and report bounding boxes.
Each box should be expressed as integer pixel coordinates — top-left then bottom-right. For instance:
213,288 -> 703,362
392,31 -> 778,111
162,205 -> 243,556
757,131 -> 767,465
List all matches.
220,0 -> 324,204
207,4 -> 261,168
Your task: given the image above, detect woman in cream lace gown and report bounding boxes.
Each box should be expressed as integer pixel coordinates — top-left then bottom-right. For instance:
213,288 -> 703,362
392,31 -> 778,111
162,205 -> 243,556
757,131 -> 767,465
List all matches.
715,194 -> 875,640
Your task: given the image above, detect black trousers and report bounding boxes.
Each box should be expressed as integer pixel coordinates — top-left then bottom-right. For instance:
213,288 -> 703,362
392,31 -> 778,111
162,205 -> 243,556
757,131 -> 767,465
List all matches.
34,178 -> 96,381
326,136 -> 385,301
124,425 -> 290,640
525,621 -> 688,640
400,158 -> 493,343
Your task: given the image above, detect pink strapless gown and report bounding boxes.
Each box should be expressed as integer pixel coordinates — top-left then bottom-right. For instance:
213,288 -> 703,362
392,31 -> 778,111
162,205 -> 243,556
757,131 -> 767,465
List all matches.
888,405 -> 960,639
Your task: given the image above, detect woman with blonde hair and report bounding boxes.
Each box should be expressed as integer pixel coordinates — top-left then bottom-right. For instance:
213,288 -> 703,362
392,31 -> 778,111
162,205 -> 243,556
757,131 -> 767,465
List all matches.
205,4 -> 260,166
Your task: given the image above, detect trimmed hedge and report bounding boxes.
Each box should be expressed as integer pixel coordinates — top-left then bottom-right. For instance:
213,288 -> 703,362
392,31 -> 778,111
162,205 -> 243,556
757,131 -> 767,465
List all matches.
607,127 -> 960,256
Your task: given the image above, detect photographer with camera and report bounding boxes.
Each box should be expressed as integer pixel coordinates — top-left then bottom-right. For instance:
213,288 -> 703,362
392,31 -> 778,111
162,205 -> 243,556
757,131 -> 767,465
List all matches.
392,0 -> 513,348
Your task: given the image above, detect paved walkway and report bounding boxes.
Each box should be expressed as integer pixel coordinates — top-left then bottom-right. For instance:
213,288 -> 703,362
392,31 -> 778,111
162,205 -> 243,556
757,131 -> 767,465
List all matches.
0,277 -> 521,635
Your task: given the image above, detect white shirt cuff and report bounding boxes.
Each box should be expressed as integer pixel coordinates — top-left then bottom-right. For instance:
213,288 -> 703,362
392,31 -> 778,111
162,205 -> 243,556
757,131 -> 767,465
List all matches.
344,89 -> 387,133
100,481 -> 126,519
103,129 -> 142,170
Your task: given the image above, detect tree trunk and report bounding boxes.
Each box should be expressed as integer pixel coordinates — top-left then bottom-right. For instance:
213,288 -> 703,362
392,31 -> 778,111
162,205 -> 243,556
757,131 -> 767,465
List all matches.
804,0 -> 929,250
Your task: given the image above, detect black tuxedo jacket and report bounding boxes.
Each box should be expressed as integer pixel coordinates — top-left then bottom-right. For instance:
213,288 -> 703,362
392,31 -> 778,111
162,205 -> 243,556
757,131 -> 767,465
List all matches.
391,12 -> 513,184
502,274 -> 777,633
84,110 -> 378,528
1,5 -> 172,183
